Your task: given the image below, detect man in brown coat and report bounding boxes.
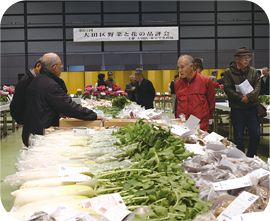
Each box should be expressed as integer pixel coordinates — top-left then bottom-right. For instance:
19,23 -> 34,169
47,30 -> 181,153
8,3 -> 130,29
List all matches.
224,46 -> 261,157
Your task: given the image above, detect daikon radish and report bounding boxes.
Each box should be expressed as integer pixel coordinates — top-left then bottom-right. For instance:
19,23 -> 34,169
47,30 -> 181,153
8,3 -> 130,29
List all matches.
11,195 -> 89,220
19,177 -> 76,189
13,185 -> 96,208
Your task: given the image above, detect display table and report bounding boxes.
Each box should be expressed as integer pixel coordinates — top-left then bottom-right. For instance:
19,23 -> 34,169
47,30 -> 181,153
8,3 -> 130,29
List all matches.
154,94 -> 171,111
0,104 -> 16,136
213,102 -> 270,140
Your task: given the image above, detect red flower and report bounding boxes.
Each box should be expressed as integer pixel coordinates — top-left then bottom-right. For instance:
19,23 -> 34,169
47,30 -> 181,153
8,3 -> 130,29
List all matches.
83,91 -> 90,95
213,82 -> 219,87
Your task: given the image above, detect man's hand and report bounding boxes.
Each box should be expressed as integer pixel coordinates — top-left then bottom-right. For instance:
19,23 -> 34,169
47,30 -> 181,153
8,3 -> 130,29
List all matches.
59,113 -> 69,119
131,87 -> 136,91
97,115 -> 107,120
241,94 -> 249,103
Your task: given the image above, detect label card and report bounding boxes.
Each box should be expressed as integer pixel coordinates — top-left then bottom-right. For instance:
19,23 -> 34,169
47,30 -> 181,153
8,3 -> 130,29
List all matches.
95,202 -> 131,221
58,166 -> 89,176
61,174 -> 91,182
217,191 -> 259,221
81,193 -> 126,209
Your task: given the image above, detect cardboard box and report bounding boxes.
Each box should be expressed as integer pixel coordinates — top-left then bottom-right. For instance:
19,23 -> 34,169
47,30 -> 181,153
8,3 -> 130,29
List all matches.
59,118 -> 101,128
59,118 -> 140,129
59,118 -> 167,129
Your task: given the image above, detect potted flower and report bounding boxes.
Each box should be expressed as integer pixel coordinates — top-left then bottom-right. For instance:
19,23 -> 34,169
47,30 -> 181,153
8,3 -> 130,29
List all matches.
213,83 -> 227,102
0,86 -> 15,104
75,89 -> 83,98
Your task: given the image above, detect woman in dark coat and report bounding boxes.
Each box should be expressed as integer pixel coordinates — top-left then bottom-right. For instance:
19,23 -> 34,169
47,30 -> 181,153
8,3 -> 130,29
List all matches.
97,73 -> 108,87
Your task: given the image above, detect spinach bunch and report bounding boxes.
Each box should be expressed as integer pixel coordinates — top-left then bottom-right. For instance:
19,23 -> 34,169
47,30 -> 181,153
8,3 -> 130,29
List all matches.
112,96 -> 131,109
91,119 -> 211,220
95,106 -> 122,119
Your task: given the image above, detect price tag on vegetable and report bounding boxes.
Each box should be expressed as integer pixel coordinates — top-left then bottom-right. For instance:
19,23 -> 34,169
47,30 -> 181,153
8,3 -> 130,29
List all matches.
212,168 -> 270,191
212,176 -> 251,191
81,193 -> 126,209
61,174 -> 91,182
217,191 -> 259,221
94,202 -> 131,221
58,166 -> 89,176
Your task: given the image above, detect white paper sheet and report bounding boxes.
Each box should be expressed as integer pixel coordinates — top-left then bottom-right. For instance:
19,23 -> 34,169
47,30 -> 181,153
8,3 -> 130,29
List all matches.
235,79 -> 253,95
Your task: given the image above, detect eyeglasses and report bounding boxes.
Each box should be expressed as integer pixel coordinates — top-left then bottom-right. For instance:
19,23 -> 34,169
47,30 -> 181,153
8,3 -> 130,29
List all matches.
52,63 -> 64,68
240,56 -> 252,61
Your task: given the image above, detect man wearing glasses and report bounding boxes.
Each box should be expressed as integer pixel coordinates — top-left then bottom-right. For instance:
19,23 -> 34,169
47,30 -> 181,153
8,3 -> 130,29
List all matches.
22,52 -> 105,147
224,46 -> 261,157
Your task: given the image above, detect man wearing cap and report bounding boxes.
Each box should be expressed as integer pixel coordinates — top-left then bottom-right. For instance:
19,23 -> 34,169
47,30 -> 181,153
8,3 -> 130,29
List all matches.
134,68 -> 155,109
224,46 -> 261,157
105,71 -> 116,87
10,58 -> 42,125
194,57 -> 204,74
209,70 -> 218,83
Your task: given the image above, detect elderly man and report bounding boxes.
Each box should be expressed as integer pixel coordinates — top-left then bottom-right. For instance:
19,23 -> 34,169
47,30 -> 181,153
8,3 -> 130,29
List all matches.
224,46 -> 261,157
260,67 -> 269,95
22,52 -> 104,147
105,71 -> 116,87
10,58 -> 42,125
134,68 -> 155,109
174,55 -> 215,131
209,69 -> 218,83
125,74 -> 136,101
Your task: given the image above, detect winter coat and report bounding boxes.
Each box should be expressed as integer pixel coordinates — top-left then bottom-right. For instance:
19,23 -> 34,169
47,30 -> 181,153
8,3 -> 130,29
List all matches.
125,81 -> 136,101
170,80 -> 176,94
174,72 -> 216,131
105,78 -> 116,87
135,78 -> 155,109
97,80 -> 108,87
22,68 -> 97,146
223,62 -> 260,109
10,70 -> 35,125
260,75 -> 269,95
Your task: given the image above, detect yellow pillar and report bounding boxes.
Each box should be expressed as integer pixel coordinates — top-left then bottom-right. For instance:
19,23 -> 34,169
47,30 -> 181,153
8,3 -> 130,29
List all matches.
162,70 -> 178,94
67,72 -> 85,94
148,70 -> 163,93
217,69 -> 226,79
201,69 -> 210,76
114,70 -> 132,91
60,72 -> 69,90
85,71 -> 99,87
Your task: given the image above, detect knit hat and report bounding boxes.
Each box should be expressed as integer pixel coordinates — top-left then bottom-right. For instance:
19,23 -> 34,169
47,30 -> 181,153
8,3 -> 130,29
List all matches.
135,68 -> 143,75
234,46 -> 252,57
194,57 -> 203,70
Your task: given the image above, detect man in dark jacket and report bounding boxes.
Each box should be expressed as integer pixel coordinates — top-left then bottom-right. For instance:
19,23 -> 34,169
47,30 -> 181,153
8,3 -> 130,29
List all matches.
224,46 -> 261,157
134,68 -> 155,109
170,74 -> 179,113
10,58 -> 42,125
22,53 -> 104,146
125,74 -> 136,101
260,67 -> 269,95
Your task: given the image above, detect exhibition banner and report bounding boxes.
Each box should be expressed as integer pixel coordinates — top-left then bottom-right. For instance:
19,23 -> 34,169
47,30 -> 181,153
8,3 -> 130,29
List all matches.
73,27 -> 178,42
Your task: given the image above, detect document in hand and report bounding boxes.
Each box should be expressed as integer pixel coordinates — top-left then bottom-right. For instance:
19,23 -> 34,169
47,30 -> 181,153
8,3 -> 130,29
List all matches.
235,80 -> 253,95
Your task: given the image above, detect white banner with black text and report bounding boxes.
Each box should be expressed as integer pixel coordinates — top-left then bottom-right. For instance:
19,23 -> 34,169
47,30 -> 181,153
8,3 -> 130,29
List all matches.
73,27 -> 178,42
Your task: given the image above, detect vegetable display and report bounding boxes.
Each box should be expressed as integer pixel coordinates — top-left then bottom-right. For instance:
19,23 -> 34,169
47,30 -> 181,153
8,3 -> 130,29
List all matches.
258,95 -> 270,105
86,119 -> 211,220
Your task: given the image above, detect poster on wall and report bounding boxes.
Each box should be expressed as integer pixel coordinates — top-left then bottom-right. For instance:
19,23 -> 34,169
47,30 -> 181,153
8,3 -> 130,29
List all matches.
73,27 -> 178,42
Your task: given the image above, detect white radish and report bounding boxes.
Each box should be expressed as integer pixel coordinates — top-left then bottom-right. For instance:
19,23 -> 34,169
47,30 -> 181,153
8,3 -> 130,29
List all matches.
12,185 -> 96,208
11,195 -> 89,220
19,177 -> 76,189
